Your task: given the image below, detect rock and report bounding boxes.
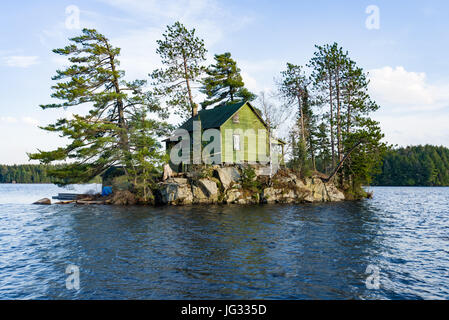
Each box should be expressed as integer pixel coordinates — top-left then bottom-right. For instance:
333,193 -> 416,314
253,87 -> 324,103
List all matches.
236,193 -> 260,205
167,177 -> 188,185
33,198 -> 51,205
304,177 -> 326,202
162,163 -> 173,181
295,178 -> 306,188
326,184 -> 345,201
302,177 -> 345,202
262,187 -> 296,204
224,189 -> 241,203
111,190 -> 136,205
214,167 -> 241,190
157,181 -> 193,205
254,165 -> 271,176
198,179 -> 218,198
192,185 -> 210,204
262,188 -> 282,204
215,168 -> 232,190
151,167 -> 346,206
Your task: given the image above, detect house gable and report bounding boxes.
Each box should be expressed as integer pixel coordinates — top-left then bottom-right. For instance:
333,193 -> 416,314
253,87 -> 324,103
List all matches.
220,102 -> 269,163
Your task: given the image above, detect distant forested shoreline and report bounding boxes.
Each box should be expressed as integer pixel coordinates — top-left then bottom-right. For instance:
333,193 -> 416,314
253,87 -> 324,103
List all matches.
0,164 -> 100,184
372,145 -> 449,186
0,165 -> 60,183
4,145 -> 449,186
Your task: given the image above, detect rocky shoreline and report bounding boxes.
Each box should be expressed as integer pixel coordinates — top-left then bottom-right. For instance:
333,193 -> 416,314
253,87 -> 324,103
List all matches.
33,166 -> 349,206
155,166 -> 345,206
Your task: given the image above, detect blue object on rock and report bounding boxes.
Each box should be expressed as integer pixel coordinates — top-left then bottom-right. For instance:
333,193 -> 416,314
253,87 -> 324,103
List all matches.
102,186 -> 113,196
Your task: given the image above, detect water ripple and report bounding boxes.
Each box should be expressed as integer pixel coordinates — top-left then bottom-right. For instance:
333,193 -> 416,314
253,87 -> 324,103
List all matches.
0,185 -> 448,299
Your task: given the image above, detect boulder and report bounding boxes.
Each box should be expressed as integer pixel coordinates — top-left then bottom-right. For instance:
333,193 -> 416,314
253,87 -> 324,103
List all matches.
326,184 -> 345,202
304,177 -> 326,202
262,188 -> 296,204
215,168 -> 232,190
198,179 -> 218,198
237,193 -> 260,204
303,177 -> 345,202
33,198 -> 51,205
167,177 -> 189,185
192,185 -> 210,204
262,188 -> 283,204
214,167 -> 241,190
224,189 -> 241,204
157,181 -> 193,205
162,163 -> 173,181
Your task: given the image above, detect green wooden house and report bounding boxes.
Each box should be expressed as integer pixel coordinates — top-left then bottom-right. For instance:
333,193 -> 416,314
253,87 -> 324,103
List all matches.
165,101 -> 285,170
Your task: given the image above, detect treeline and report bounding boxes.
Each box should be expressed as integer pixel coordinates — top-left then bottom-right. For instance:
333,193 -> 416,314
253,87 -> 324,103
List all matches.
0,164 -> 102,184
0,164 -> 64,183
373,145 -> 449,186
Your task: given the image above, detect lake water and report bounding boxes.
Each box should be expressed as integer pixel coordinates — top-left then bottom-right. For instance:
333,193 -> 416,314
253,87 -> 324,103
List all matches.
0,184 -> 448,300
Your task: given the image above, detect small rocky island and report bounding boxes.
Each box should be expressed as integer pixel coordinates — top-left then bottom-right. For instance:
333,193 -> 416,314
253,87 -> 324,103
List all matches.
37,165 -> 348,206
155,166 -> 345,206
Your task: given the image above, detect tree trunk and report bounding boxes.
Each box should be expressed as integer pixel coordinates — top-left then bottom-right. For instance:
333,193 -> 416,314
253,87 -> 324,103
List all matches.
336,69 -> 342,162
328,74 -> 335,168
347,97 -> 351,134
297,93 -> 305,142
321,139 -> 364,183
182,53 -> 196,117
308,133 -> 316,170
106,42 -> 130,170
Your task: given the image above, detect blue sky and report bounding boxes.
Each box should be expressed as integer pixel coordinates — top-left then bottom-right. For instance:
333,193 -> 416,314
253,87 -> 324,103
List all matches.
1,0 -> 449,164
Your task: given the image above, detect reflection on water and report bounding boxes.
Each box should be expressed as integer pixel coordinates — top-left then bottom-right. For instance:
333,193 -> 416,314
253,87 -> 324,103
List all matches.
0,185 -> 448,299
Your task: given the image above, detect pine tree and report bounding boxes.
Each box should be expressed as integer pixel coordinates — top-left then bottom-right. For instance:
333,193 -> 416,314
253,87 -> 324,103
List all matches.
201,52 -> 255,108
278,63 -> 310,142
151,21 -> 207,119
127,106 -> 171,202
315,122 -> 331,173
28,29 -> 168,185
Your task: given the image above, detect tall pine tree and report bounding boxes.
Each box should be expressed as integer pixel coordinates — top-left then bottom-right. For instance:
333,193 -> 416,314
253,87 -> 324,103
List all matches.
28,29 -> 168,185
201,52 -> 256,109
151,21 -> 207,119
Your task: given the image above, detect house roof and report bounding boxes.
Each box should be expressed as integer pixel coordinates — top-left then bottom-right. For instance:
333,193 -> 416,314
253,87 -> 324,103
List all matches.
164,101 -> 285,143
177,101 -> 247,132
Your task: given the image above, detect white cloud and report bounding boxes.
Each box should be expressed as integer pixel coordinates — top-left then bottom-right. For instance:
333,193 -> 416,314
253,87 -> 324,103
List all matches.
375,113 -> 449,147
238,59 -> 284,95
2,56 -> 39,68
369,66 -> 449,111
21,117 -> 39,126
240,71 -> 259,93
0,116 -> 39,126
99,0 -> 253,46
112,27 -> 163,80
369,66 -> 449,147
0,116 -> 18,123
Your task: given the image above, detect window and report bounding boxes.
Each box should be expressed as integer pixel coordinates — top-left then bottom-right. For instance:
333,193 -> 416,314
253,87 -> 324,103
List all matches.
233,134 -> 240,151
232,113 -> 239,123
